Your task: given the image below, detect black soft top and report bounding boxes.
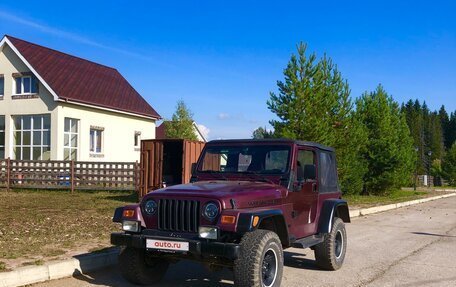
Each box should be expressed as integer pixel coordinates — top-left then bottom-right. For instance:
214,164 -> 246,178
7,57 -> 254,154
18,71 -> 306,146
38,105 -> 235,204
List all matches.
207,139 -> 335,152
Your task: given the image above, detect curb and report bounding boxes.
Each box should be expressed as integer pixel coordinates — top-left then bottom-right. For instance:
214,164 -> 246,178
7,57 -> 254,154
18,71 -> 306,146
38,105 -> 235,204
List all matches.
0,249 -> 119,287
1,192 -> 455,287
349,192 -> 456,218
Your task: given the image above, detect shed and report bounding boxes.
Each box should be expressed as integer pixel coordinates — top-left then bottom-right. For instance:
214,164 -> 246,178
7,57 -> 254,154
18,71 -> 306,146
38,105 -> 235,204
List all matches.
140,139 -> 205,197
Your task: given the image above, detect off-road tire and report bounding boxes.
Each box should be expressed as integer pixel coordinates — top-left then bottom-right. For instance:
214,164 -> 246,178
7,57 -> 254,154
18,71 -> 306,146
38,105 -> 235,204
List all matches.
234,230 -> 283,287
118,247 -> 169,285
314,217 -> 347,270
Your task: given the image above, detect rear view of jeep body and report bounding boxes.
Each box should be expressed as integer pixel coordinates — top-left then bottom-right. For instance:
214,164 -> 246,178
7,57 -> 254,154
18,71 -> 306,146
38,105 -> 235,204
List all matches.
111,139 -> 350,286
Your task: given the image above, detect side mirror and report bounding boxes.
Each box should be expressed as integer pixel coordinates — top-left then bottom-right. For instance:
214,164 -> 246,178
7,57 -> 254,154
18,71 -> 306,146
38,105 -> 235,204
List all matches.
303,164 -> 316,181
191,163 -> 197,175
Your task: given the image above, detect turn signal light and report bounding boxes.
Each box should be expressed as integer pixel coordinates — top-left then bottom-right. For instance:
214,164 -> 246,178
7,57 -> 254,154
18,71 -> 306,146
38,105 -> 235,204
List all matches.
221,215 -> 236,224
252,216 -> 260,227
123,209 -> 135,217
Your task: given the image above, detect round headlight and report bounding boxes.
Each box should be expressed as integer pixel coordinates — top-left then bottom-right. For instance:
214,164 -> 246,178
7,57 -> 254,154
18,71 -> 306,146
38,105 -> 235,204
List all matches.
203,202 -> 219,221
144,200 -> 157,215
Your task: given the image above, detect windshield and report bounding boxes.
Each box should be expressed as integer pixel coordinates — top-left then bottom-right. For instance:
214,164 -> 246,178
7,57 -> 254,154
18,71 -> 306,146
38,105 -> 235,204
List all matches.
198,144 -> 291,174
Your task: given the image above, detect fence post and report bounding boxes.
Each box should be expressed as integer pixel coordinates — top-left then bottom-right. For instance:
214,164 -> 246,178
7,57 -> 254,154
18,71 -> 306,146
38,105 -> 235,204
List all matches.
6,157 -> 10,192
70,160 -> 75,193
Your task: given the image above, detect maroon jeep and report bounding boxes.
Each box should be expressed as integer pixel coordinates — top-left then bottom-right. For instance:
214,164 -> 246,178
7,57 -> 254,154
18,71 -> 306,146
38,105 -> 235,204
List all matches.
111,139 -> 350,286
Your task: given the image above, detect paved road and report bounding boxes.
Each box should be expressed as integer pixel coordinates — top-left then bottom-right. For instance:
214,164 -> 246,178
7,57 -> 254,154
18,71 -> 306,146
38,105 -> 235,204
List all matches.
34,196 -> 456,287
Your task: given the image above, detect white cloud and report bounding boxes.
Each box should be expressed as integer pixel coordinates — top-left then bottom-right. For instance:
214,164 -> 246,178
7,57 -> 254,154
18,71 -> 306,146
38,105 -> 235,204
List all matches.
217,113 -> 230,120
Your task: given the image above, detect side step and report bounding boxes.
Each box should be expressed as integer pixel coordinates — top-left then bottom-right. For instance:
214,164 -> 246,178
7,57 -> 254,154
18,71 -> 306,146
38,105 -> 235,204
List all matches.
291,235 -> 324,249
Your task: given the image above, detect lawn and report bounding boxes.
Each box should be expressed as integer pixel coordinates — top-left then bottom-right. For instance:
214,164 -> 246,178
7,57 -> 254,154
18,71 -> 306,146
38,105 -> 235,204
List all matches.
0,189 -> 137,271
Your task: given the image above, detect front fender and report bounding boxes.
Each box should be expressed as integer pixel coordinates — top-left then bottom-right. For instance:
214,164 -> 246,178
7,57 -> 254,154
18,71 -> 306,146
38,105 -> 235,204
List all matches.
236,209 -> 290,246
317,199 -> 350,234
237,209 -> 283,233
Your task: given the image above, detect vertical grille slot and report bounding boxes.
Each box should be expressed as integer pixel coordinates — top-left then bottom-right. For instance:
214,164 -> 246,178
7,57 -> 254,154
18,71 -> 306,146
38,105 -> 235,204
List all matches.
158,199 -> 200,232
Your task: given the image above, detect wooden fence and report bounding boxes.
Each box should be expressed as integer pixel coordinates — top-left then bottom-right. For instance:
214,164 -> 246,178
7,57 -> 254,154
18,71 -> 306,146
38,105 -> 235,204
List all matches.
0,158 -> 140,192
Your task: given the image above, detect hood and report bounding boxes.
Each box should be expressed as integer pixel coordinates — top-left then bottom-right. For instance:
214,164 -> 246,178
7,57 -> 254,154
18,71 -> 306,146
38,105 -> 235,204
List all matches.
144,181 -> 287,209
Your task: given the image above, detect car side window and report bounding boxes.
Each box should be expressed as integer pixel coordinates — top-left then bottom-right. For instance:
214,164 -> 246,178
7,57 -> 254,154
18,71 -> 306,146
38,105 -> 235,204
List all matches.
319,151 -> 339,192
297,150 -> 315,181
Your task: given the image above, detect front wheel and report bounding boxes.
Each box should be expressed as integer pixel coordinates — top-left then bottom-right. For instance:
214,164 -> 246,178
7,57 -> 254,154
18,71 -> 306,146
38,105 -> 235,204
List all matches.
314,217 -> 347,270
234,230 -> 284,287
118,247 -> 169,285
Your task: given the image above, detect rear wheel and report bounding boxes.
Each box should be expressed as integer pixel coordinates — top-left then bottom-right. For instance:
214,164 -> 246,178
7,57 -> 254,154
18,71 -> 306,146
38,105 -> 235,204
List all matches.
118,247 -> 169,285
314,217 -> 347,270
234,230 -> 283,287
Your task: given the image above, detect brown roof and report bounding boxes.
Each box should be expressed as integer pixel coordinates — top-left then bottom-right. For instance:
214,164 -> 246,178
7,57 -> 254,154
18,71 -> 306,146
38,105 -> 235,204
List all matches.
156,123 -> 166,139
5,35 -> 161,119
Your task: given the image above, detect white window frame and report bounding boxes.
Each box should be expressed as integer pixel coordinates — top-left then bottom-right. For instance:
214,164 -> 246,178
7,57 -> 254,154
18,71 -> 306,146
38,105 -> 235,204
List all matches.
90,128 -> 103,154
64,118 -> 79,161
0,77 -> 4,97
13,114 -> 51,160
14,76 -> 33,95
134,131 -> 141,148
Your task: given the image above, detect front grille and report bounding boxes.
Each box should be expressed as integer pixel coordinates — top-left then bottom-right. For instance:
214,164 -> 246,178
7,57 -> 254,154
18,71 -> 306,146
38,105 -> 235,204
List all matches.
158,199 -> 200,232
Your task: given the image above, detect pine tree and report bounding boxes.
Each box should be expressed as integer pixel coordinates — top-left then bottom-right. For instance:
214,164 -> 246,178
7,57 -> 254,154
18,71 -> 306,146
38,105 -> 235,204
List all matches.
402,100 -> 446,175
439,106 -> 450,149
442,143 -> 456,185
447,112 -> 456,148
252,127 -> 275,139
355,85 -> 415,194
402,100 -> 423,173
428,112 -> 445,161
267,43 -> 367,194
164,100 -> 198,140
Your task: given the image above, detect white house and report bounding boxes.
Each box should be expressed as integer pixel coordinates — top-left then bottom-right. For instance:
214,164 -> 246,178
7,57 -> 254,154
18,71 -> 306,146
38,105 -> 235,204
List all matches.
0,35 -> 161,162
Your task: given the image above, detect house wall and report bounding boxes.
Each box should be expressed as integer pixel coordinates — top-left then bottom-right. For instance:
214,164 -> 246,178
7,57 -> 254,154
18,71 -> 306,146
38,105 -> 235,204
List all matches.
1,42 -> 156,162
57,103 -> 156,162
0,44 -> 59,159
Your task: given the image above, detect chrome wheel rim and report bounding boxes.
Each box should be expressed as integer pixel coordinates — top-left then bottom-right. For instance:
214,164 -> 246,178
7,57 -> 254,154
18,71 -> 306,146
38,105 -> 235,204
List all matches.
335,230 -> 344,259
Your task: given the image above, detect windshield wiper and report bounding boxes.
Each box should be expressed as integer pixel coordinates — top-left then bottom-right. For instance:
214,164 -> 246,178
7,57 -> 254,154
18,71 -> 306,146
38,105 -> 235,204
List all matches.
205,171 -> 228,181
239,171 -> 275,185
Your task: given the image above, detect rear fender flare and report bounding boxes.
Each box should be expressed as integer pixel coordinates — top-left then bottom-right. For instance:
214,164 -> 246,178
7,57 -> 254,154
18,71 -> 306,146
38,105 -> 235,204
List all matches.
317,199 -> 350,234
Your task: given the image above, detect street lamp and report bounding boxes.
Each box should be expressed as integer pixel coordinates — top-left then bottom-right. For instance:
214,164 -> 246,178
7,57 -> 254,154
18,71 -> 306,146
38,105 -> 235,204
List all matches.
427,151 -> 432,188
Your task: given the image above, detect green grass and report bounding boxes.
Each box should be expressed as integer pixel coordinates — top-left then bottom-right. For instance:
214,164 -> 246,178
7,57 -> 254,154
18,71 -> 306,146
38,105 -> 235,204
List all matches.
0,189 -> 137,269
344,189 -> 447,208
0,261 -> 6,271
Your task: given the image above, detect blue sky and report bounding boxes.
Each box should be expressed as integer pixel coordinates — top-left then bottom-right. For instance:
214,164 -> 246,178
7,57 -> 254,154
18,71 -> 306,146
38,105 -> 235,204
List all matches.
1,1 -> 455,139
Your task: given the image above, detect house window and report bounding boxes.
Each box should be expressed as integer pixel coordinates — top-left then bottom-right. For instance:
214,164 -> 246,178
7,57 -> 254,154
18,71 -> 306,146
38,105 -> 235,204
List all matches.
0,76 -> 4,97
64,118 -> 79,161
14,76 -> 38,95
0,116 -> 5,159
90,128 -> 103,154
13,114 -> 51,160
134,131 -> 141,148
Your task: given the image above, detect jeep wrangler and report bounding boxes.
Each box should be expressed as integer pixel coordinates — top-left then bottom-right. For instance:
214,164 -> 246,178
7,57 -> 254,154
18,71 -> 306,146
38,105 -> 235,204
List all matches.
111,139 -> 350,286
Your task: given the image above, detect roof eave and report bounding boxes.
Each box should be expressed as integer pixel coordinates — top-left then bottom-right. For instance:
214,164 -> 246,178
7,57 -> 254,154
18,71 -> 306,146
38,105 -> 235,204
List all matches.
57,98 -> 161,121
1,36 -> 60,102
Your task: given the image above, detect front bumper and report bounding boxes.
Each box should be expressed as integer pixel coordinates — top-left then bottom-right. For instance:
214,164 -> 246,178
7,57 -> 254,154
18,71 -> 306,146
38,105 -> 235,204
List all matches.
111,232 -> 240,260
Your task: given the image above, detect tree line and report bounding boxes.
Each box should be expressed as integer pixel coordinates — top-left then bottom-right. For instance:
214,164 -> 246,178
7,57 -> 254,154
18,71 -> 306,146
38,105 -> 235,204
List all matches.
254,43 -> 456,195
